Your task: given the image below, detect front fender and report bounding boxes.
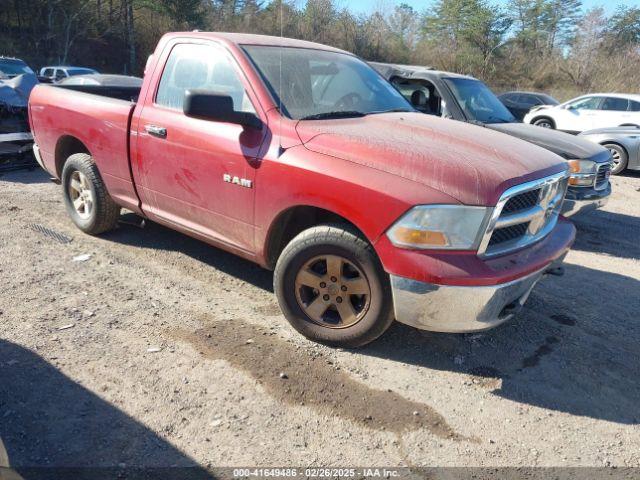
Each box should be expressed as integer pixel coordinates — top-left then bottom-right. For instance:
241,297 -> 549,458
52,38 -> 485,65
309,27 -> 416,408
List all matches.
254,145 -> 460,267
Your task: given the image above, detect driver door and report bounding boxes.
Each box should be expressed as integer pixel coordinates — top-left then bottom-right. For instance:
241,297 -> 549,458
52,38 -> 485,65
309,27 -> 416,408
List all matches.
133,41 -> 267,253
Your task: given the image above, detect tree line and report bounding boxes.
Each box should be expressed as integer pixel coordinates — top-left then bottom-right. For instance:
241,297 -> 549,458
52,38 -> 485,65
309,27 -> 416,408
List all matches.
1,0 -> 639,98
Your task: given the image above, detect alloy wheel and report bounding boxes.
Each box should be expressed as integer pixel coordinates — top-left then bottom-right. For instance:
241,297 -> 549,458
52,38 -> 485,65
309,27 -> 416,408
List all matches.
68,170 -> 94,219
294,254 -> 371,329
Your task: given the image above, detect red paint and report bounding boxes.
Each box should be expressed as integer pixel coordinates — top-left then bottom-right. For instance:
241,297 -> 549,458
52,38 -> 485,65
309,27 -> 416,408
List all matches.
28,32 -> 574,286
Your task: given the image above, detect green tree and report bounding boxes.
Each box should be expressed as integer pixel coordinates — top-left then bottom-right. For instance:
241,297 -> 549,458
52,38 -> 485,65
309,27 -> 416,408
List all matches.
422,0 -> 511,74
388,4 -> 420,62
606,5 -> 640,48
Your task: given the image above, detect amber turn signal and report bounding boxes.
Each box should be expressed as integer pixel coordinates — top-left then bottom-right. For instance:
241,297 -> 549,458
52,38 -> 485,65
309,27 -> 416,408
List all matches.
391,227 -> 448,247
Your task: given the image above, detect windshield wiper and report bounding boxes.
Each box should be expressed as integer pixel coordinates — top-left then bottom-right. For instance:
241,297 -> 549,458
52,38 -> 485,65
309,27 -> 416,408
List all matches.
368,108 -> 415,115
300,111 -> 367,121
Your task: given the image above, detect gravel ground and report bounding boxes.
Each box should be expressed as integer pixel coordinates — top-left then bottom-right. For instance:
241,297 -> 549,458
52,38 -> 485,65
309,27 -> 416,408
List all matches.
0,167 -> 638,469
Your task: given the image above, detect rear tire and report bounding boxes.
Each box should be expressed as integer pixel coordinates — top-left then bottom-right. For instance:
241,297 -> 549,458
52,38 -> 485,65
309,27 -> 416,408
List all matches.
274,224 -> 394,348
532,117 -> 555,129
61,153 -> 120,234
603,143 -> 628,175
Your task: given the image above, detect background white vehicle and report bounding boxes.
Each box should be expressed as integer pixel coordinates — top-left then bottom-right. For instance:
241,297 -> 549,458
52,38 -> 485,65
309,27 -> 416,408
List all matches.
524,93 -> 640,133
38,66 -> 98,83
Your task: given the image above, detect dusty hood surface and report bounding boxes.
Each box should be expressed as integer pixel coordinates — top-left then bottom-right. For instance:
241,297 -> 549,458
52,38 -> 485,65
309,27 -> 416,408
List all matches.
296,113 -> 566,206
488,122 -> 610,162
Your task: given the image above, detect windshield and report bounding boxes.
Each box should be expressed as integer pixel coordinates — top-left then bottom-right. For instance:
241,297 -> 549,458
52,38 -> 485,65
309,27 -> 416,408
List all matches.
242,46 -> 411,120
0,60 -> 34,78
444,77 -> 516,124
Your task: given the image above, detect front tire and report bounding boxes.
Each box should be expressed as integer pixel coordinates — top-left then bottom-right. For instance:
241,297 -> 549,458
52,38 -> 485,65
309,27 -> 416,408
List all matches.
62,153 -> 120,234
274,225 -> 394,348
603,143 -> 628,175
532,117 -> 555,129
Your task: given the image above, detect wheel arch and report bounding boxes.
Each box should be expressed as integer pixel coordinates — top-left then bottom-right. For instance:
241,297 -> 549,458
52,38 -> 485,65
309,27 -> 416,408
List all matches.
55,135 -> 91,178
600,140 -> 629,157
264,205 -> 369,270
531,115 -> 556,128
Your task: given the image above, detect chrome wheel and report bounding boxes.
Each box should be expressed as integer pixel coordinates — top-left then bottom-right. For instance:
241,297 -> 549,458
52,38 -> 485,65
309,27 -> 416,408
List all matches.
604,143 -> 628,175
68,170 -> 94,219
294,254 -> 371,329
608,147 -> 621,167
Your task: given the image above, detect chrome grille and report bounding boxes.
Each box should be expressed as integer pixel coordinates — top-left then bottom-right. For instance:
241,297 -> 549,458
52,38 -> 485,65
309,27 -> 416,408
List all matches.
488,222 -> 531,247
502,189 -> 541,214
595,163 -> 611,190
478,172 -> 569,257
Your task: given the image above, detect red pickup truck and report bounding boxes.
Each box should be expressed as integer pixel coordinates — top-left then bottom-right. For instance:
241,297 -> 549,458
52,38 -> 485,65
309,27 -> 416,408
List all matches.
28,33 -> 575,347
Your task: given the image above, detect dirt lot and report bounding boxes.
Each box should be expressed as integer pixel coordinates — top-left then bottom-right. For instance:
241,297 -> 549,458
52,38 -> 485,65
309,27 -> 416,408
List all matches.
0,167 -> 639,469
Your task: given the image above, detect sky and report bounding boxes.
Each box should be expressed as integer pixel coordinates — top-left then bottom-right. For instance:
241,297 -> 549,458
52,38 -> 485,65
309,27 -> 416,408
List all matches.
339,0 -> 640,15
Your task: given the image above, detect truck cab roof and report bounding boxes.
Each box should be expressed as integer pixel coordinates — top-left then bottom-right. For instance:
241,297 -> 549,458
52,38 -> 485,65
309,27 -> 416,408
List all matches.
161,32 -> 351,55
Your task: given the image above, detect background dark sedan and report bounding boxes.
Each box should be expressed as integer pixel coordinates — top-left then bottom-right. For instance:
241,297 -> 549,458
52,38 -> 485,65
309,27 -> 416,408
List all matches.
499,91 -> 559,121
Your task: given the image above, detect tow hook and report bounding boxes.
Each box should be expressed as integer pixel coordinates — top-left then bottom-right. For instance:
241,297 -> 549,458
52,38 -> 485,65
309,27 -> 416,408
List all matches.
544,266 -> 565,277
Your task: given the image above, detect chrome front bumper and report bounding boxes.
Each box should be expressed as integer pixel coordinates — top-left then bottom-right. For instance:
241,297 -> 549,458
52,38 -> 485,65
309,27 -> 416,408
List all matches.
561,183 -> 611,218
390,261 -> 564,333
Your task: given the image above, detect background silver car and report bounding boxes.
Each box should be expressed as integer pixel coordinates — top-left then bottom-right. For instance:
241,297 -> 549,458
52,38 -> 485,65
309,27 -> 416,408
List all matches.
579,126 -> 640,175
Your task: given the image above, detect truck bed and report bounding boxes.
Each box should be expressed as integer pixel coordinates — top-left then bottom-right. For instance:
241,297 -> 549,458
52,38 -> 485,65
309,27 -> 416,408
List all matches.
57,84 -> 141,103
28,84 -> 140,211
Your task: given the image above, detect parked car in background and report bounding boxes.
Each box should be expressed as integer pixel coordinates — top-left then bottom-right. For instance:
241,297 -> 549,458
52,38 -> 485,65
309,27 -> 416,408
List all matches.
39,66 -> 98,83
498,91 -> 559,121
29,32 -> 575,347
524,93 -> 640,133
371,63 -> 612,217
579,126 -> 640,174
0,56 -> 35,79
0,57 -> 37,167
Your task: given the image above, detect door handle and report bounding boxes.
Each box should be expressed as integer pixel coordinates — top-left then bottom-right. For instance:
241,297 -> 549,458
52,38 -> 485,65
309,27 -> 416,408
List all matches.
145,124 -> 167,139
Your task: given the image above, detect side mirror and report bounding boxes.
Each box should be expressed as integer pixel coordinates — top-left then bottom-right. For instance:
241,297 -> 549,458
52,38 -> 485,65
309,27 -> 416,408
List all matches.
184,90 -> 261,129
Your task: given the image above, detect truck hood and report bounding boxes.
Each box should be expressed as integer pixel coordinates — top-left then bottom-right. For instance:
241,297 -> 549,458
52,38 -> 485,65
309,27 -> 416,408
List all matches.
296,113 -> 566,206
487,122 -> 610,162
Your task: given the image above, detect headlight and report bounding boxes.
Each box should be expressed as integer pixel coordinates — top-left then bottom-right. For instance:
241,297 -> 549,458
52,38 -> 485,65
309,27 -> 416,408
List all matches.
567,159 -> 597,187
387,205 -> 490,250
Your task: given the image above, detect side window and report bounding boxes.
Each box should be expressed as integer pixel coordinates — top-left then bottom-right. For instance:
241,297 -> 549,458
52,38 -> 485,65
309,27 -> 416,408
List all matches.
156,43 -> 255,114
629,100 -> 640,112
390,79 -> 439,115
600,97 -> 630,111
567,97 -> 601,110
43,68 -> 54,77
526,95 -> 542,106
54,70 -> 66,80
392,79 -> 428,103
517,94 -> 538,106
